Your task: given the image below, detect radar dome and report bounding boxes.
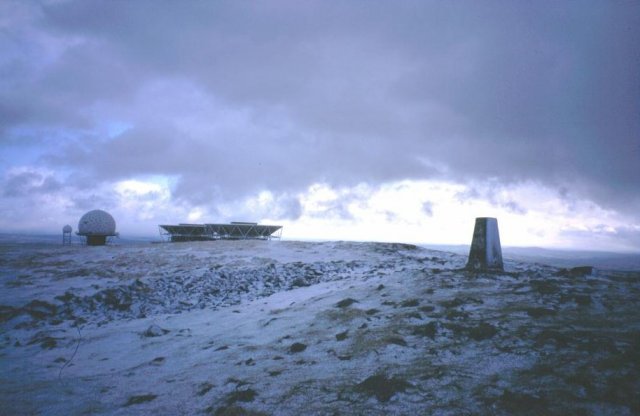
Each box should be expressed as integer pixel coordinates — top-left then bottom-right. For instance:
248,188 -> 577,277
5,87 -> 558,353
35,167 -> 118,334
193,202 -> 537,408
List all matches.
63,224 -> 72,233
78,210 -> 116,236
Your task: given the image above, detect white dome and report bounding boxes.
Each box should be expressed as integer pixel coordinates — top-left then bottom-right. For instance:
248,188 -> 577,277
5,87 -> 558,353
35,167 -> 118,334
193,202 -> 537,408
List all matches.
63,224 -> 72,233
78,210 -> 116,235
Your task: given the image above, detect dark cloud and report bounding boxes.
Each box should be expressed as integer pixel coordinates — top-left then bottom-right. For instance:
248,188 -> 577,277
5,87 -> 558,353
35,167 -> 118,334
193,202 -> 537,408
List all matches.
454,185 -> 527,214
502,201 -> 527,216
3,170 -> 62,197
1,0 -> 639,222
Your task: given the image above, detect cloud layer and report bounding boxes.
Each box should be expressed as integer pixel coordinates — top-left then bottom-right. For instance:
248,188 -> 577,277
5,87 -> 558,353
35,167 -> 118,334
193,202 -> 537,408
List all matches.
1,1 -> 638,247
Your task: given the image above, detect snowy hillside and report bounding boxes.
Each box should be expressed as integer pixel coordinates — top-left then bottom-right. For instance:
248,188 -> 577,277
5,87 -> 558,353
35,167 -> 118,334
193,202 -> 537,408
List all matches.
1,240 -> 639,415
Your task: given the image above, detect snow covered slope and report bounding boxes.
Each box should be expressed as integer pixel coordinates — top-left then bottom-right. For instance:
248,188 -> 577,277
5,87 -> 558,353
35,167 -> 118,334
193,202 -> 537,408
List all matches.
1,240 -> 639,415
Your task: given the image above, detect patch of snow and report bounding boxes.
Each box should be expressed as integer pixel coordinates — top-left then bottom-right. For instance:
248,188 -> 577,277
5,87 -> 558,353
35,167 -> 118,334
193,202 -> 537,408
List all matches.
1,240 -> 639,415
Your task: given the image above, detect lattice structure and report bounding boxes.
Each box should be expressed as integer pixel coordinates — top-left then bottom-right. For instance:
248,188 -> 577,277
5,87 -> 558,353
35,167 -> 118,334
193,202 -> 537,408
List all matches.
159,221 -> 282,242
62,225 -> 72,245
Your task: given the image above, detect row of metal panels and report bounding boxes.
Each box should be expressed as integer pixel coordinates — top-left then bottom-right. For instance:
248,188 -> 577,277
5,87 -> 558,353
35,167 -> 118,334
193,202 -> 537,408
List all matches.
159,223 -> 282,241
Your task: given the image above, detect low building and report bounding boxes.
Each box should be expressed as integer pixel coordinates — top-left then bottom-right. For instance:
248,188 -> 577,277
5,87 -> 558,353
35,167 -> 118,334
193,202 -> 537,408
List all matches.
159,222 -> 282,242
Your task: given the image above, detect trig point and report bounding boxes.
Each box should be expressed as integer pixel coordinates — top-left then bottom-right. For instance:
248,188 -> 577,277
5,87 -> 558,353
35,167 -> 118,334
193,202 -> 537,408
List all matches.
466,217 -> 504,272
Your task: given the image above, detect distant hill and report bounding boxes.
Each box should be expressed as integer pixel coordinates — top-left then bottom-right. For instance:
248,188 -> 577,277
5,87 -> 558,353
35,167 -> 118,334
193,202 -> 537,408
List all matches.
423,244 -> 640,271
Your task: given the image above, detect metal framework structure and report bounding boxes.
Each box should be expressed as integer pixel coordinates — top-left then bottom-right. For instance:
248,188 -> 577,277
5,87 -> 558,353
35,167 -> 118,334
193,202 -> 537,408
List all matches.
62,225 -> 72,245
159,221 -> 283,242
77,233 -> 119,246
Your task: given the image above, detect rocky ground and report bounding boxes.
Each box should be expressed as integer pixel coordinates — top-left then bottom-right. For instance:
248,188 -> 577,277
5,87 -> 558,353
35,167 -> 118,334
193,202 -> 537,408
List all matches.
1,240 -> 639,415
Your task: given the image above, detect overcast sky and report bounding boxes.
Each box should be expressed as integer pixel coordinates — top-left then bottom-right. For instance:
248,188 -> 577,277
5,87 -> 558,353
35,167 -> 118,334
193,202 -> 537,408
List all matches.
1,0 -> 639,251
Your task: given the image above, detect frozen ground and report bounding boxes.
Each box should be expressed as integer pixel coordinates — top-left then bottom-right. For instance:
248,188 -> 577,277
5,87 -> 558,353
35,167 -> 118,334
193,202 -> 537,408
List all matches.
1,240 -> 639,415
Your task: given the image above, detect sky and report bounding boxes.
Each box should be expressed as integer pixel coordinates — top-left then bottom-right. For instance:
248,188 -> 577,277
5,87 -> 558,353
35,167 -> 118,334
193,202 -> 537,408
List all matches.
1,0 -> 639,251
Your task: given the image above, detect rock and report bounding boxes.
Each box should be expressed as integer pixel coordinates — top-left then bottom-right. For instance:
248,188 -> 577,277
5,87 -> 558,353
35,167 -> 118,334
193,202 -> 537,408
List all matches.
556,266 -> 594,278
141,324 -> 169,337
290,277 -> 310,288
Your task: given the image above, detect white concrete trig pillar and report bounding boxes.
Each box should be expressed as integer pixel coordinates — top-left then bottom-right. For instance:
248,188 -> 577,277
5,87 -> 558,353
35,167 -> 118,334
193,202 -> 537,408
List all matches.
466,217 -> 503,272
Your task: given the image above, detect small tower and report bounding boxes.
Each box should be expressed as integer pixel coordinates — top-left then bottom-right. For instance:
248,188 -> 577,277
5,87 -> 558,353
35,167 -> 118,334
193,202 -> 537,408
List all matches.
62,225 -> 72,245
466,217 -> 504,272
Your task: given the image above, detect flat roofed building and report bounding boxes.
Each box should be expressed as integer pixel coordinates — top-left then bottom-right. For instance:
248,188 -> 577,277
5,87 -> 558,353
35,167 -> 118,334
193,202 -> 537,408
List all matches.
159,222 -> 282,242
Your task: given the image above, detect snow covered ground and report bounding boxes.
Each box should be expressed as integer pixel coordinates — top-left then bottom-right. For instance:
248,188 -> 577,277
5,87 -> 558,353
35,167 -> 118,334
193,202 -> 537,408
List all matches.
1,240 -> 639,415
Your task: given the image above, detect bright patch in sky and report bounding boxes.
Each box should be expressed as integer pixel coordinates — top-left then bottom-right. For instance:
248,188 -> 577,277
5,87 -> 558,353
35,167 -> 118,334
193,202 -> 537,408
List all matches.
280,180 -> 638,252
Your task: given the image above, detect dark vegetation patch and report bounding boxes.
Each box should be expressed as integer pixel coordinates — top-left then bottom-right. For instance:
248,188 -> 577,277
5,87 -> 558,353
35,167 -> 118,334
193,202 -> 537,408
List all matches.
356,374 -> 412,402
365,308 -> 379,315
197,382 -> 215,396
335,298 -> 358,308
97,288 -> 133,311
534,329 -> 571,348
525,307 -> 557,318
556,266 -> 594,278
574,294 -> 592,306
442,322 -> 497,341
496,390 -> 549,414
124,394 -> 157,406
404,311 -> 422,320
419,305 -> 435,313
439,296 -> 483,308
468,322 -> 498,341
0,304 -> 20,323
335,330 -> 348,341
289,342 -> 307,353
385,336 -> 408,347
412,322 -> 438,339
400,299 -> 420,307
530,280 -> 560,295
23,300 -> 58,320
209,405 -> 269,415
226,389 -> 257,405
27,332 -> 58,349
445,309 -> 470,320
